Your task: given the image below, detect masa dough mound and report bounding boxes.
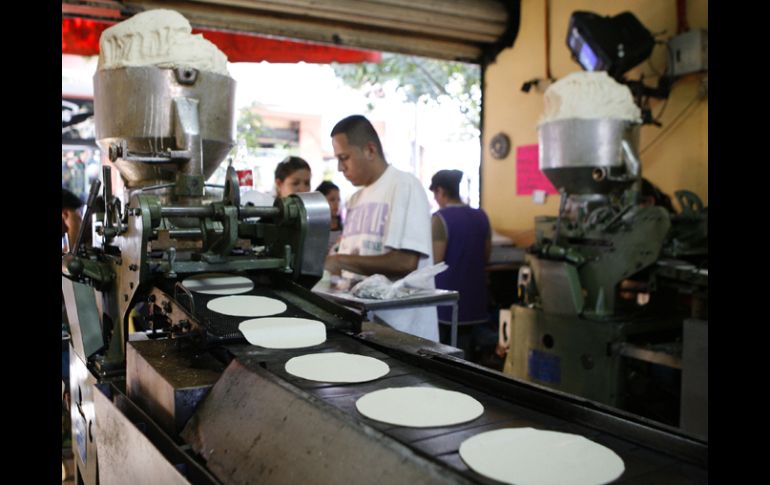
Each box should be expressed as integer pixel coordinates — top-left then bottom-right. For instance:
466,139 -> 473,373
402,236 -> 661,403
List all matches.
98,9 -> 229,76
540,71 -> 640,124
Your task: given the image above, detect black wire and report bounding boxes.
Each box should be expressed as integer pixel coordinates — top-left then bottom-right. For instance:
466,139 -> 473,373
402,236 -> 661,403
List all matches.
653,95 -> 670,124
640,92 -> 702,155
646,58 -> 661,77
646,41 -> 667,77
649,41 -> 678,124
662,41 -> 674,78
646,40 -> 671,79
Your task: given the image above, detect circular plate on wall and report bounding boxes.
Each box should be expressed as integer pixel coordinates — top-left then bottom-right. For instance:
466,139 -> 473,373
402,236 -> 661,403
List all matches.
490,132 -> 511,159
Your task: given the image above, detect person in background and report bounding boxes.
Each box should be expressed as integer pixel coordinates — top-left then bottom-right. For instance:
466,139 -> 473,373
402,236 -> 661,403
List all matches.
324,114 -> 438,342
275,156 -> 311,197
430,169 -> 494,360
315,180 -> 343,253
242,156 -> 312,207
61,188 -> 83,475
62,188 -> 83,253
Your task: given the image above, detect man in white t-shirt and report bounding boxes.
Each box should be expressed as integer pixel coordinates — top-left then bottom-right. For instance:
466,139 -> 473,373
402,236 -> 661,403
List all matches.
324,115 -> 439,342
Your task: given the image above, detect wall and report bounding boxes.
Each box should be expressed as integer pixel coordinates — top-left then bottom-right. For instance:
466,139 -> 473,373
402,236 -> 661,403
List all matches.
482,0 -> 708,245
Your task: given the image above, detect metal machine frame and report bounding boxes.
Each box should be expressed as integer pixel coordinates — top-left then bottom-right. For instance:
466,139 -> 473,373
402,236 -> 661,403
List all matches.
62,62 -> 707,484
503,117 -> 708,430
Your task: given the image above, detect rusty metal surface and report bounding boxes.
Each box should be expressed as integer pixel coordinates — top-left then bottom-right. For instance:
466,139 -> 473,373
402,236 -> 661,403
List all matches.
127,339 -> 224,436
182,359 -> 474,485
93,384 -> 219,484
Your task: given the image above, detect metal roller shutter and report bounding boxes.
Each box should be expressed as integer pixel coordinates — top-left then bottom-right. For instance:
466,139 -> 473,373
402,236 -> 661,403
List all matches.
62,0 -> 520,63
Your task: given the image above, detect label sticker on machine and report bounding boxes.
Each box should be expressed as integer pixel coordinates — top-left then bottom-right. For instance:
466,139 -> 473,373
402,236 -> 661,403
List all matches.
528,349 -> 561,384
236,169 -> 253,186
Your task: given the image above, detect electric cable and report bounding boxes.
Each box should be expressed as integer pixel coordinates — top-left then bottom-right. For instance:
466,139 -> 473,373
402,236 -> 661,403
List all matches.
652,94 -> 670,125
648,42 -> 674,124
646,40 -> 668,77
640,91 -> 702,155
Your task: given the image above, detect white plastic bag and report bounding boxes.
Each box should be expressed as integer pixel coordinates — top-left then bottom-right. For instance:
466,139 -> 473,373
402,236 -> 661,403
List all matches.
350,274 -> 396,299
399,262 -> 448,290
350,263 -> 448,299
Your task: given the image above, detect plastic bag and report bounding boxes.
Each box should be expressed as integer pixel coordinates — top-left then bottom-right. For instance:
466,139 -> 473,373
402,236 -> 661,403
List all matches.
350,263 -> 448,300
399,262 -> 448,289
350,274 -> 396,299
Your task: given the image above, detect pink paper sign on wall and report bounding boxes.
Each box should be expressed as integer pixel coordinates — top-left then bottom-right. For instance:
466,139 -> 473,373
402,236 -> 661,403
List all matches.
516,144 -> 558,195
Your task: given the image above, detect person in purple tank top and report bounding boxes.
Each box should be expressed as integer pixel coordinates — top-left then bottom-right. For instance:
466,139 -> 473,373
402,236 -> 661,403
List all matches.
430,170 -> 494,361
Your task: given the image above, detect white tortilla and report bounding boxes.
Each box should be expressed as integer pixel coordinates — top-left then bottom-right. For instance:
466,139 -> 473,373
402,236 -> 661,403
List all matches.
285,352 -> 390,383
182,273 -> 254,295
207,295 -> 286,317
459,428 -> 625,485
355,387 -> 483,427
238,317 -> 326,349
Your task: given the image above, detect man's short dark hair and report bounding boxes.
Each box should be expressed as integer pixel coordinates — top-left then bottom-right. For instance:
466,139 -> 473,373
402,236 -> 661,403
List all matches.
330,115 -> 385,159
429,170 -> 463,199
315,180 -> 340,196
275,156 -> 311,181
62,188 -> 83,210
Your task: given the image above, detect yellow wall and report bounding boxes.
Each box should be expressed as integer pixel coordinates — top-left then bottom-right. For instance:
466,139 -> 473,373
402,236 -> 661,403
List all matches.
482,0 -> 708,245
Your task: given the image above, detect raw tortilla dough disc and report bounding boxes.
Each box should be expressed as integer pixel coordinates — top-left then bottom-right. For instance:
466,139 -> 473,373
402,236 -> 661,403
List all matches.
355,387 -> 483,427
459,428 -> 625,485
285,352 -> 390,383
238,317 -> 326,349
207,295 -> 287,317
182,273 -> 254,295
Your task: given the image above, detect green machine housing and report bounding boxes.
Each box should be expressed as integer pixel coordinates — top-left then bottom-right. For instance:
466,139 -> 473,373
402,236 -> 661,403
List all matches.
503,118 -> 707,428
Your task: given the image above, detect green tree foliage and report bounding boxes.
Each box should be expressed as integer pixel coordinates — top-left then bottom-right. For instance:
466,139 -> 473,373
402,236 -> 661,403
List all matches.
237,102 -> 265,151
332,54 -> 481,132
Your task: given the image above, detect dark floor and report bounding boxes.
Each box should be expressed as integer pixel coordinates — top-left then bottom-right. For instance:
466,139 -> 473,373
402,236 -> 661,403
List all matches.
439,319 -> 505,371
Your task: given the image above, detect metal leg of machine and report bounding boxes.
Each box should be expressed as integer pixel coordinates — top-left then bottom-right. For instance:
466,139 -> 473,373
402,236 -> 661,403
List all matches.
680,318 -> 708,439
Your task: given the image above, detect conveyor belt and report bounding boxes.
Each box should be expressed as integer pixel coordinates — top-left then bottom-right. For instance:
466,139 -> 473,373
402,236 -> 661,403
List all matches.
220,330 -> 707,484
189,287 -> 320,339
158,276 -> 362,340
154,276 -> 706,483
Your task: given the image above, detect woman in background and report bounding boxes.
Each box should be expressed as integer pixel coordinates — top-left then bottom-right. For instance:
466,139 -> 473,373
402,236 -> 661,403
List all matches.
275,156 -> 311,197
